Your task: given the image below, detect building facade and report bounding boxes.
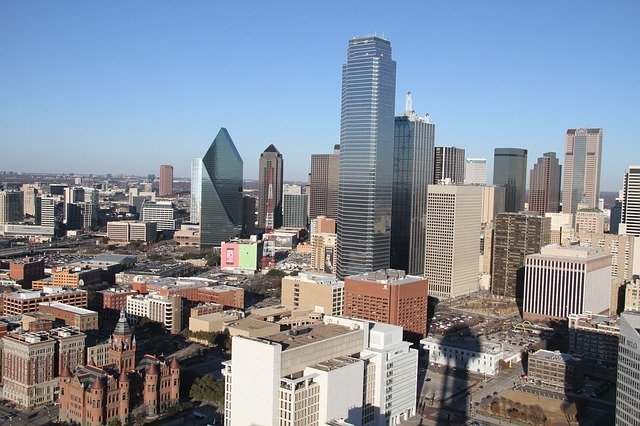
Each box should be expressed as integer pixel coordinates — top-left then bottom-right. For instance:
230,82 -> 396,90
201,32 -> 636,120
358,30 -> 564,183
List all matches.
562,128 -> 603,214
491,212 -> 550,299
159,164 -> 173,196
621,166 -> 640,236
493,148 -> 528,212
425,184 -> 482,299
309,146 -> 340,220
390,92 -> 435,275
199,128 -> 244,248
433,146 -> 465,184
283,192 -> 308,229
336,36 -> 396,279
528,152 -> 561,215
464,158 -> 487,185
523,245 -> 611,321
615,311 -> 640,426
311,232 -> 337,274
258,144 -> 284,231
281,272 -> 344,316
190,158 -> 202,223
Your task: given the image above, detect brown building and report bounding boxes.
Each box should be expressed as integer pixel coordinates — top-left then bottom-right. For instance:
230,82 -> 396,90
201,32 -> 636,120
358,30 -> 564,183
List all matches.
281,272 -> 344,316
32,266 -> 102,290
190,302 -> 224,317
49,326 -> 87,376
528,152 -> 561,215
344,269 -> 428,339
196,285 -> 244,309
99,288 -> 138,311
309,147 -> 339,220
38,302 -> 99,331
527,349 -> 582,393
9,258 -> 45,289
491,212 -> 550,299
1,288 -> 88,316
2,331 -> 57,408
159,164 -> 174,196
311,215 -> 337,234
59,310 -> 180,424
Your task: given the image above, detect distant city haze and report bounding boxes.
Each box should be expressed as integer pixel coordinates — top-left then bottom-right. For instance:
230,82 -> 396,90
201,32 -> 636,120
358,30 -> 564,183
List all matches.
1,1 -> 638,191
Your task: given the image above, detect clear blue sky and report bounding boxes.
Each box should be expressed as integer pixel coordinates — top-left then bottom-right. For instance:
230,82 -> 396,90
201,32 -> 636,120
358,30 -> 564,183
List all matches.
1,1 -> 638,190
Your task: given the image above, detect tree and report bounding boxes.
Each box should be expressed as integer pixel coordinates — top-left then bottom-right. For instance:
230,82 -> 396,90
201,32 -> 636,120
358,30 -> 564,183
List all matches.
189,375 -> 225,405
215,329 -> 232,352
107,419 -> 122,426
561,401 -> 577,423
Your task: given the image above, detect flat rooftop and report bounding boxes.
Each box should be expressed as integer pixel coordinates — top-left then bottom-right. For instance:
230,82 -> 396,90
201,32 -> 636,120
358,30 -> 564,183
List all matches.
226,317 -> 276,331
308,356 -> 360,372
347,268 -> 425,285
531,349 -> 579,363
535,244 -> 607,260
422,335 -> 504,355
39,302 -> 96,315
261,323 -> 355,351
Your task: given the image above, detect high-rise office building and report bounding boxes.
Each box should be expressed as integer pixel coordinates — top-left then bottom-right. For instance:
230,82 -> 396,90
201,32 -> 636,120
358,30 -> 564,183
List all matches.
309,145 -> 340,220
257,144 -> 283,231
528,152 -> 561,215
199,128 -> 243,248
0,191 -> 24,224
523,245 -> 611,321
615,310 -> 640,426
424,184 -> 482,299
141,201 -> 179,231
611,198 -> 623,235
562,128 -> 603,213
336,36 -> 396,279
480,185 -> 506,226
491,212 -> 550,299
21,184 -> 39,218
159,164 -> 174,196
241,195 -> 257,238
283,194 -> 308,229
621,166 -> 640,236
464,158 -> 487,185
40,195 -> 63,229
433,146 -> 465,184
390,92 -> 435,274
190,158 -> 202,224
493,148 -> 528,212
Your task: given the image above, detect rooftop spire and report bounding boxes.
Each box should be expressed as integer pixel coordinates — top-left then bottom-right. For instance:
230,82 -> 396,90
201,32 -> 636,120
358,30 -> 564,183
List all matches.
113,309 -> 132,335
405,91 -> 414,115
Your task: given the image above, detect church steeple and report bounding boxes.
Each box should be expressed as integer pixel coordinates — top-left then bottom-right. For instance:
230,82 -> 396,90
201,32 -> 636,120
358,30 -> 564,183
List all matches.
109,309 -> 136,373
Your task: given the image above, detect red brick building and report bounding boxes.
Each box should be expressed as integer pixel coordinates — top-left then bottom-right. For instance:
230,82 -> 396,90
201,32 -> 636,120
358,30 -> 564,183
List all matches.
9,258 -> 45,289
38,302 -> 99,331
99,288 -> 138,311
195,285 -> 244,309
1,288 -> 88,316
58,311 -> 180,424
344,269 -> 428,339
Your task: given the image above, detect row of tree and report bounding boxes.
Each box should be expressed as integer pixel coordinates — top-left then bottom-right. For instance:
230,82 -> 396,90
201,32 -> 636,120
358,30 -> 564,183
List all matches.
484,396 -> 548,425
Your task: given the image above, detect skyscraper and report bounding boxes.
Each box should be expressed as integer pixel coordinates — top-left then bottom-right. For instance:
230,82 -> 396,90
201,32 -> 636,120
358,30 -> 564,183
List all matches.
424,184 -> 482,299
21,184 -> 39,218
492,212 -> 550,299
528,152 -> 561,215
390,92 -> 434,274
562,128 -> 603,213
464,158 -> 487,184
199,128 -> 243,248
257,144 -> 283,231
159,164 -> 174,196
190,158 -> 202,223
433,146 -> 465,184
621,166 -> 640,236
282,185 -> 308,228
336,36 -> 396,279
493,148 -> 528,212
0,191 -> 24,224
616,311 -> 640,425
309,145 -> 339,220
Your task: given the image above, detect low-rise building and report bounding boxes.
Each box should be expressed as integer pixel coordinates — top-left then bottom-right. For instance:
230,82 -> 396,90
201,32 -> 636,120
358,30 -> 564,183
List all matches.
126,293 -> 182,334
527,349 -> 582,393
568,312 -> 619,370
281,272 -> 344,316
107,220 -> 157,243
38,302 -> 98,331
9,258 -> 45,289
190,302 -> 223,317
220,238 -> 263,274
421,335 -> 505,376
174,223 -> 200,247
99,287 -> 138,311
1,287 -> 88,316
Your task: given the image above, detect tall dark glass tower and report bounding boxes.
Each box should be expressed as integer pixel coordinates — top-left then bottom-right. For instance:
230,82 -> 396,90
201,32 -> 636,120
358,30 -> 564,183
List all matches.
257,144 -> 283,231
493,148 -> 528,212
199,128 -> 243,249
390,92 -> 434,275
336,36 -> 396,279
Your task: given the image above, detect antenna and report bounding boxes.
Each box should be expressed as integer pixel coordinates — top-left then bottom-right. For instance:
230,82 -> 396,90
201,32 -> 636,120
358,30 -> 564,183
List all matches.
405,91 -> 414,115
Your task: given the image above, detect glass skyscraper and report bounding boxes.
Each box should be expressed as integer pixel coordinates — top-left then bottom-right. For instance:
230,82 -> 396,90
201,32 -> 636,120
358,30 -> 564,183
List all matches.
562,128 -> 603,214
390,92 -> 434,275
493,148 -> 528,212
199,128 -> 243,249
336,36 -> 396,279
190,157 -> 202,223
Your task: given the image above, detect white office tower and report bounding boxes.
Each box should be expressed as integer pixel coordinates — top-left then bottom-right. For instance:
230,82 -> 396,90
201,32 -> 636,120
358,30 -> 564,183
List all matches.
190,158 -> 202,223
222,316 -> 417,426
621,166 -> 640,236
616,311 -> 640,425
424,184 -> 483,299
141,200 -> 179,231
523,245 -> 611,321
464,158 -> 487,184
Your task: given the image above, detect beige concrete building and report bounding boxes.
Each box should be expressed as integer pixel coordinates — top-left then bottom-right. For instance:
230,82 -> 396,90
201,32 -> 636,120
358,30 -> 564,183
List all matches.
174,223 -> 200,247
107,220 -> 157,243
310,233 -> 337,273
225,317 -> 281,338
562,128 -> 602,214
189,310 -> 245,334
576,208 -> 607,234
126,293 -> 182,334
425,184 -> 482,299
545,212 -> 575,245
625,278 -> 640,312
480,184 -> 505,226
281,272 -> 344,316
577,231 -> 640,283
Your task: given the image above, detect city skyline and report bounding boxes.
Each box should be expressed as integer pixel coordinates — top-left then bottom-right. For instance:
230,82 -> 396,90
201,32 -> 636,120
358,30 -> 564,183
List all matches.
1,2 -> 639,191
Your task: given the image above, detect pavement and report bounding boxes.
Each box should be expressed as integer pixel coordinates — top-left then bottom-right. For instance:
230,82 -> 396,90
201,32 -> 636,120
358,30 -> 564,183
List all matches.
0,401 -> 59,426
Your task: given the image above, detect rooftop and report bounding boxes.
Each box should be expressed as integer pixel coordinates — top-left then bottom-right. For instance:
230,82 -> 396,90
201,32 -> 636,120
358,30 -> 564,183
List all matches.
535,244 -> 607,260
226,317 -> 277,332
261,323 -> 356,351
39,302 -> 96,316
308,356 -> 361,372
347,269 -> 425,285
531,349 -> 579,363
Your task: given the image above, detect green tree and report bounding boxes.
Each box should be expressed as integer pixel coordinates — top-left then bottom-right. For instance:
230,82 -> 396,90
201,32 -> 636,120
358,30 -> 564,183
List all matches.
189,375 -> 225,405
